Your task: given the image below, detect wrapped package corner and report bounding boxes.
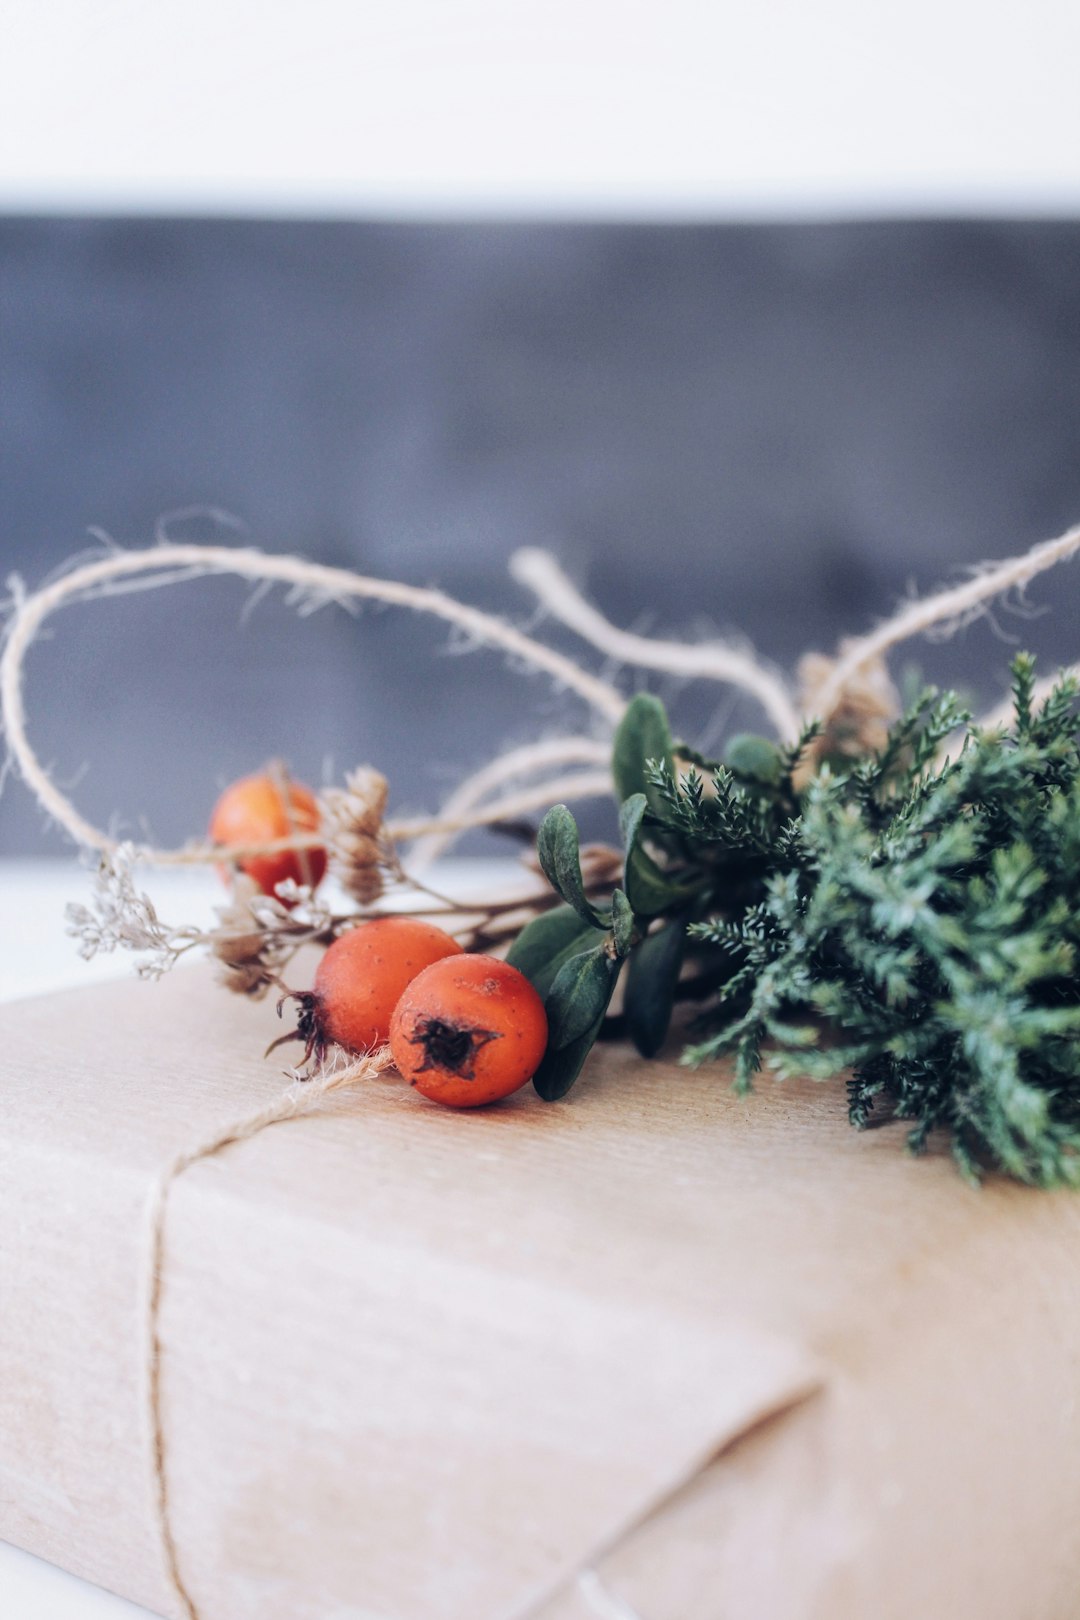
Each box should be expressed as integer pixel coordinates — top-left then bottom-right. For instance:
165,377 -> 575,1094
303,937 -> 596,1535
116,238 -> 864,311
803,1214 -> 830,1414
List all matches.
2,964 -> 1079,1620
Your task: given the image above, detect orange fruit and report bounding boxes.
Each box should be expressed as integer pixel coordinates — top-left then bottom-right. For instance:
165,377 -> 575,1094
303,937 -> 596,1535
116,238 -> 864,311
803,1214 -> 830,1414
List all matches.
389,954 -> 548,1107
209,772 -> 326,900
279,917 -> 464,1067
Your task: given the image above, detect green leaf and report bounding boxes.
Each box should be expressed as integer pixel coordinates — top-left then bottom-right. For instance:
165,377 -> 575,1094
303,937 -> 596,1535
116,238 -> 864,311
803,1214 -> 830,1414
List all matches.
626,847 -> 691,917
613,693 -> 674,809
620,793 -> 698,917
611,888 -> 637,957
506,904 -> 601,998
531,1014 -> 607,1101
626,916 -> 689,1057
619,792 -> 648,854
536,805 -> 610,928
546,945 -> 621,1050
533,953 -> 625,1100
724,732 -> 784,786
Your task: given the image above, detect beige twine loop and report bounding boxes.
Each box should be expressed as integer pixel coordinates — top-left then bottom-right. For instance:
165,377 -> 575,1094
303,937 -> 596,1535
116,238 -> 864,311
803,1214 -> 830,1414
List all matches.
0,542 -> 631,863
6,532 -> 1078,870
809,521 -> 1080,722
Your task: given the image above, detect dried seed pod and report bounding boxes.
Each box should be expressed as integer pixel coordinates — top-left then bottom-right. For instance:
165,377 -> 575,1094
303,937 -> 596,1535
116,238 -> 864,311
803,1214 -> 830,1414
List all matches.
206,876 -> 285,999
319,766 -> 393,905
794,644 -> 901,788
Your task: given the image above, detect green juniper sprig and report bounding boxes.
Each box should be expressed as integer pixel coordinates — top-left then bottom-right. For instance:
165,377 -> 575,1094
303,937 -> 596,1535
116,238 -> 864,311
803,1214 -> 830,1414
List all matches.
510,653 -> 1080,1186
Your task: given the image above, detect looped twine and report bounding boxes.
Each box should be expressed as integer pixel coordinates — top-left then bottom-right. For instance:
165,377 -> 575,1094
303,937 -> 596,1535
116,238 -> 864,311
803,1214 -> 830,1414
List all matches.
4,526 -> 1080,872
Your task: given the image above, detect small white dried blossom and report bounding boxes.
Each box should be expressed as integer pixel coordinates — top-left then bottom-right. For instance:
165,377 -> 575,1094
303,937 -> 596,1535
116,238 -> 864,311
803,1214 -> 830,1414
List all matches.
65,845 -> 198,979
263,878 -> 333,926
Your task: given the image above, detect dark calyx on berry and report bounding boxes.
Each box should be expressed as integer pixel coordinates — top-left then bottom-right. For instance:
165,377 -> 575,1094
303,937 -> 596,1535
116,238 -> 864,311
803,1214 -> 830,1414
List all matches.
407,1016 -> 501,1080
265,989 -> 326,1072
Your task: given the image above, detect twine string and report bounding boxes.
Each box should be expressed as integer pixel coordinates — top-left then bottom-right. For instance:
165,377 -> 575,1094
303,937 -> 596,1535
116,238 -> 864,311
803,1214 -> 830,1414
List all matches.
404,734 -> 614,870
143,1048 -> 391,1620
510,547 -> 801,741
5,532 -> 1077,871
0,542 -> 627,862
811,523 -> 1080,723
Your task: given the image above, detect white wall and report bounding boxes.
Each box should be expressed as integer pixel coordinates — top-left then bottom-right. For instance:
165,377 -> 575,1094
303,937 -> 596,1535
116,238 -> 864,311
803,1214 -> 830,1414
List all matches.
1,0 -> 1078,217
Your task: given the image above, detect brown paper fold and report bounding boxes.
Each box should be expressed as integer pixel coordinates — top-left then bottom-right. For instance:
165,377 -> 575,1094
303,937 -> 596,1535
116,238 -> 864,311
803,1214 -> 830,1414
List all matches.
2,963 -> 1080,1620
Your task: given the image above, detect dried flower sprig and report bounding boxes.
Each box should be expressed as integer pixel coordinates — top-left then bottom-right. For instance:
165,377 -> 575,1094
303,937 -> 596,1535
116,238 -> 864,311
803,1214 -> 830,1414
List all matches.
65,775 -> 623,1001
65,856 -> 343,996
66,845 -> 205,979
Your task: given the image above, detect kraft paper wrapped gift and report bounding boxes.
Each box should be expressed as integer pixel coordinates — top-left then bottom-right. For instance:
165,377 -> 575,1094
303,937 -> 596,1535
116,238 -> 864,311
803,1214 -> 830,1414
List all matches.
3,962 -> 1080,1620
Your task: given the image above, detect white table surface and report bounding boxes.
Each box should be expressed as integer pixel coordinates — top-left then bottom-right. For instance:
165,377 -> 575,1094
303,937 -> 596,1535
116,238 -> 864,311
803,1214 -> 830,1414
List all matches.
0,856 -> 517,1618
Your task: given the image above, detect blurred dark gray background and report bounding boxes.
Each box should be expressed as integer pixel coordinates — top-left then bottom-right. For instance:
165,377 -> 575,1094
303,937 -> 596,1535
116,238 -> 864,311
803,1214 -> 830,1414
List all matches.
2,217 -> 1079,856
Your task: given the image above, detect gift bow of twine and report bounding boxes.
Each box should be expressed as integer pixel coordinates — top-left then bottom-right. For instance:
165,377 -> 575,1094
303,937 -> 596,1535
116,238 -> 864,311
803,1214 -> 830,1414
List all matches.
3,527 -> 1080,1620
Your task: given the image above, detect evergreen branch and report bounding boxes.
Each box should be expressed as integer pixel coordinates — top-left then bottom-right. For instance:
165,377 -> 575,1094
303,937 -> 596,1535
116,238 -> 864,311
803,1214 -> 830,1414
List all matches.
524,653 -> 1080,1186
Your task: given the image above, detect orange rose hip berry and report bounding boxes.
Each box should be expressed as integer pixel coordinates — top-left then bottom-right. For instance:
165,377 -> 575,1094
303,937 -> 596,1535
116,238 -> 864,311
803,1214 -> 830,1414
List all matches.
209,771 -> 327,900
276,917 -> 464,1067
389,954 -> 548,1108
